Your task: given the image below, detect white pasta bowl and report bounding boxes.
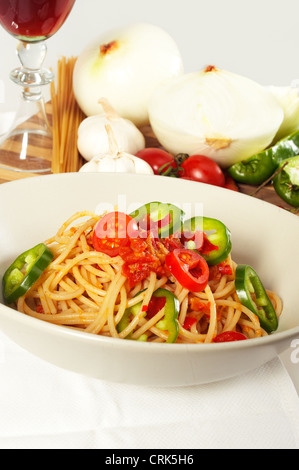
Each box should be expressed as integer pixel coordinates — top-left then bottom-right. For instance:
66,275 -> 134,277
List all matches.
0,173 -> 298,387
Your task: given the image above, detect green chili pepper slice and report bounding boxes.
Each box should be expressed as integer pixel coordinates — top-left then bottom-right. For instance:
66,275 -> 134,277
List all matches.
116,293 -> 145,339
228,130 -> 299,186
182,216 -> 232,266
273,156 -> 299,207
235,264 -> 278,334
129,201 -> 184,238
2,243 -> 54,304
228,152 -> 276,186
117,288 -> 179,343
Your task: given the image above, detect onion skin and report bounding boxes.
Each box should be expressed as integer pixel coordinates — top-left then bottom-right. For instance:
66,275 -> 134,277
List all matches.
148,67 -> 284,168
73,23 -> 184,127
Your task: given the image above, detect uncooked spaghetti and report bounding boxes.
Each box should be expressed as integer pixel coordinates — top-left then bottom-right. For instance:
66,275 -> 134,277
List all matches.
50,56 -> 85,173
16,210 -> 283,344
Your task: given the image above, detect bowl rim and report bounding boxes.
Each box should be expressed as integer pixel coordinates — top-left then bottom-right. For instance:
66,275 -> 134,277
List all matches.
1,171 -> 299,216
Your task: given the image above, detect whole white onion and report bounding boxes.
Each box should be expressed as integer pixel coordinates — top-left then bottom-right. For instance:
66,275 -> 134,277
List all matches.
73,23 -> 184,127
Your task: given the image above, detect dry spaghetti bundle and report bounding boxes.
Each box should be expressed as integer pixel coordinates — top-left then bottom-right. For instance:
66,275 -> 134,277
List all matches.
51,57 -> 85,173
16,211 -> 283,344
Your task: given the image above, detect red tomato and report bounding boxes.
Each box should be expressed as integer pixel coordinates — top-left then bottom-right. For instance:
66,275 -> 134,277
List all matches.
180,155 -> 225,187
224,172 -> 239,192
165,249 -> 209,293
135,148 -> 176,175
213,331 -> 247,343
93,212 -> 139,257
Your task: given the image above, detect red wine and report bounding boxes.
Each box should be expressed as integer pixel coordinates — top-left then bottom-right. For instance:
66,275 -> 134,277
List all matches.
0,0 -> 76,41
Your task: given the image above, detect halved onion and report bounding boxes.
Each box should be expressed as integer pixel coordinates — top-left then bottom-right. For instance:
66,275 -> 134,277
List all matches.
73,23 -> 184,127
148,66 -> 284,167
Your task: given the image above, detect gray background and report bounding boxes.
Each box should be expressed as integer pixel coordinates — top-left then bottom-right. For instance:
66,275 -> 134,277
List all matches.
0,0 -> 299,112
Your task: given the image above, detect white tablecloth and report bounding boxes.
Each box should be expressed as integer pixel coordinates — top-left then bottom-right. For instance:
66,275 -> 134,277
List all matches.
0,330 -> 298,449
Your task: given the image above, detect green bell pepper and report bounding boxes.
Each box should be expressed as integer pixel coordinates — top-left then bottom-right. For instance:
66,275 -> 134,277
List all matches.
117,288 -> 180,343
182,216 -> 232,266
228,130 -> 299,186
129,201 -> 184,238
2,243 -> 54,304
273,156 -> 299,207
235,264 -> 278,334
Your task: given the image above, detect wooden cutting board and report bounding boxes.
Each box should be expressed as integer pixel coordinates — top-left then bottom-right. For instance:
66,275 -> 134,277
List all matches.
0,102 -> 297,215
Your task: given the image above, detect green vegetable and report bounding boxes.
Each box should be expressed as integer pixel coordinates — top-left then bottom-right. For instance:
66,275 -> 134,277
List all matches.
2,244 -> 54,304
273,156 -> 299,207
228,130 -> 299,186
129,201 -> 184,238
235,264 -> 278,334
117,288 -> 180,343
182,216 -> 232,266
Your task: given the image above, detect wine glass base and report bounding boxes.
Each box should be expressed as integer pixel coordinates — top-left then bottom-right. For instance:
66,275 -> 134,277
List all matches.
0,129 -> 52,174
10,67 -> 54,88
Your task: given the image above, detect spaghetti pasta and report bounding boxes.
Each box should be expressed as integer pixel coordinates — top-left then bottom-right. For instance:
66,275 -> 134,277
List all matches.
16,210 -> 283,344
50,57 -> 85,174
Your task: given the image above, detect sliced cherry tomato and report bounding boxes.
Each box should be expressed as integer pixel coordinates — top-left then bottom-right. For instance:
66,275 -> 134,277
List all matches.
213,331 -> 247,343
179,155 -> 225,187
165,248 -> 209,293
93,212 -> 139,257
135,148 -> 176,175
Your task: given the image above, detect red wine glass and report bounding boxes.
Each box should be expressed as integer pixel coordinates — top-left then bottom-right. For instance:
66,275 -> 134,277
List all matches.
0,0 -> 76,173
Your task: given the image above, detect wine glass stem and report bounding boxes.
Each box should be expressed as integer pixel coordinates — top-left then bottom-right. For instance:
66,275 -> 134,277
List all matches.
10,40 -> 54,88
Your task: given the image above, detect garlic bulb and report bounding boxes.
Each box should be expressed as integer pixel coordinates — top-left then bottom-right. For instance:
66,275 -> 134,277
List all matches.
79,124 -> 153,175
79,153 -> 154,174
77,98 -> 145,161
148,66 -> 284,168
73,23 -> 184,126
267,86 -> 299,142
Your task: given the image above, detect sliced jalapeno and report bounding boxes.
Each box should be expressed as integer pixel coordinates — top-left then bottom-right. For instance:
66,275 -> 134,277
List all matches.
182,216 -> 232,266
117,288 -> 179,343
228,151 -> 276,186
235,264 -> 278,334
129,201 -> 184,238
273,156 -> 299,207
2,243 -> 54,304
228,129 -> 299,186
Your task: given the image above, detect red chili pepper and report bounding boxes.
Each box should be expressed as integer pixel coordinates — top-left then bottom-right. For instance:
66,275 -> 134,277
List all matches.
213,331 -> 247,343
165,249 -> 209,293
183,316 -> 197,330
147,296 -> 167,319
